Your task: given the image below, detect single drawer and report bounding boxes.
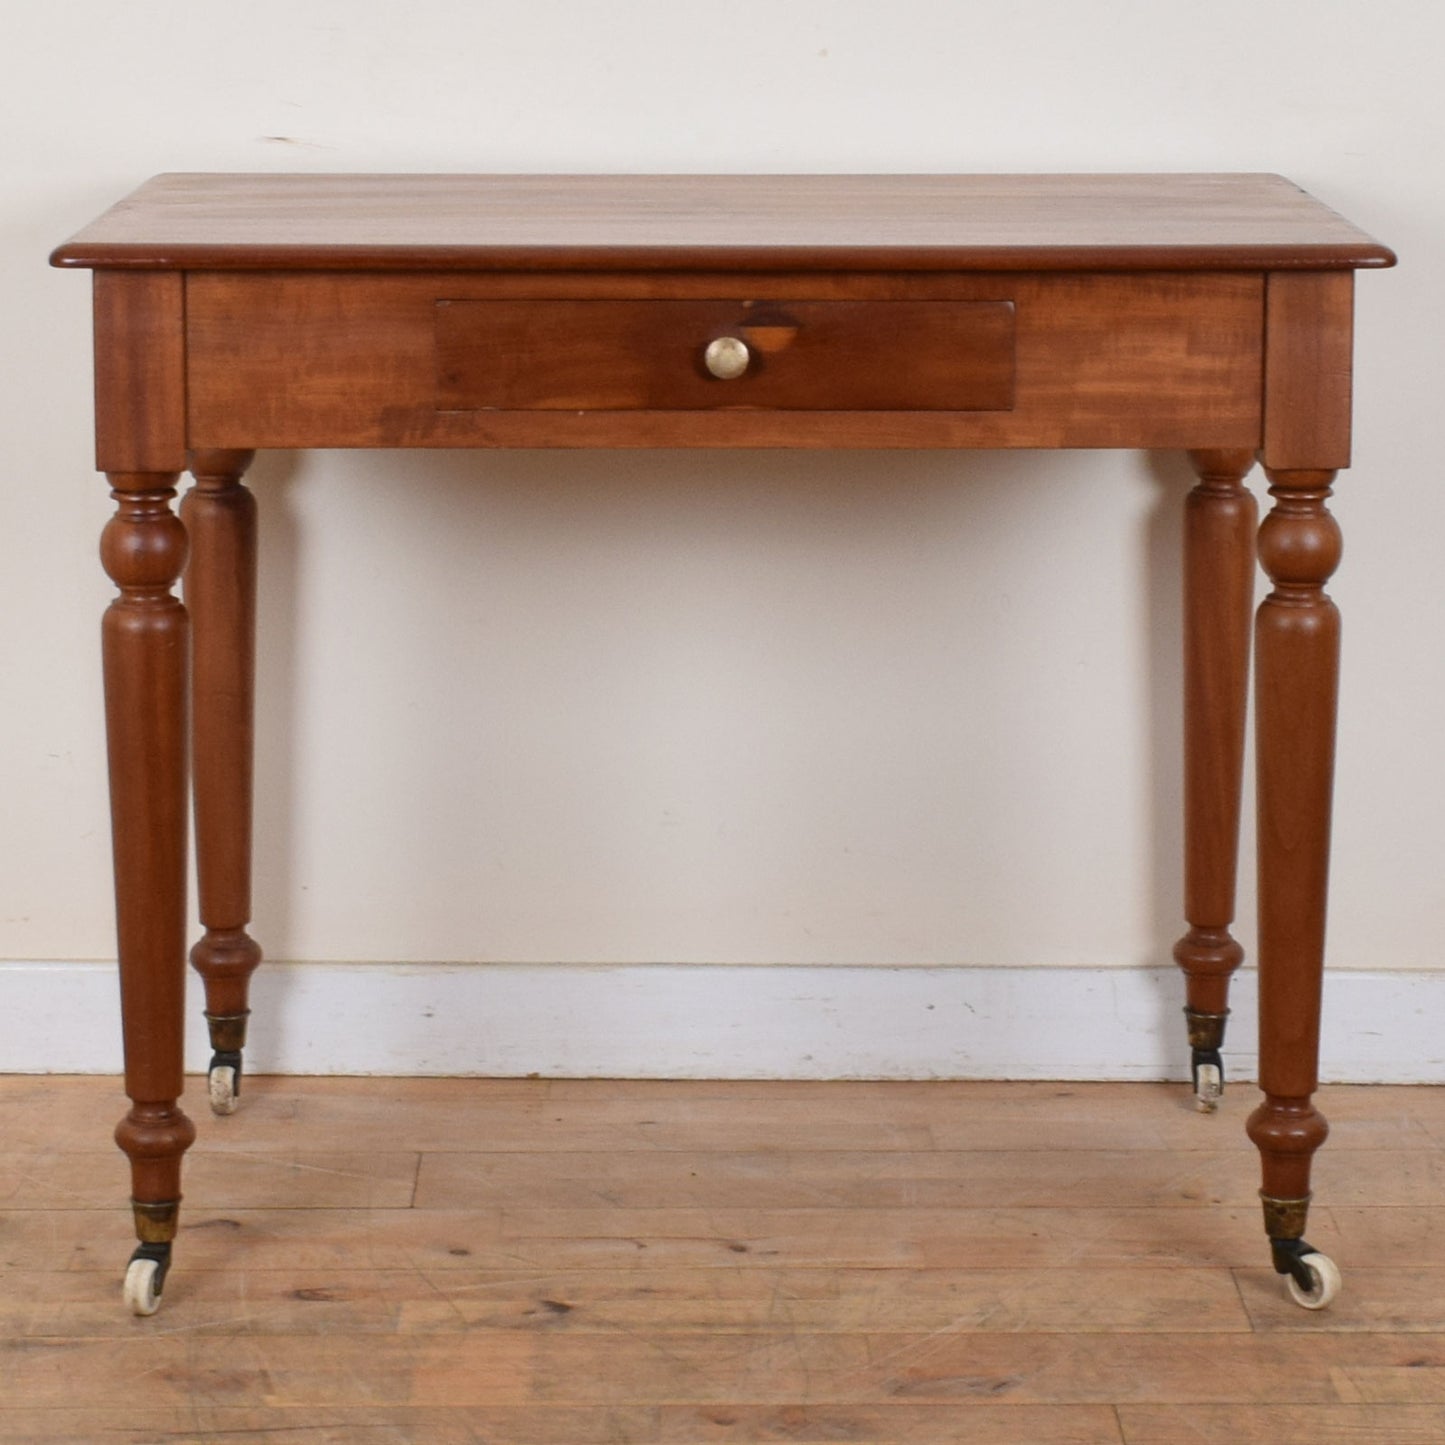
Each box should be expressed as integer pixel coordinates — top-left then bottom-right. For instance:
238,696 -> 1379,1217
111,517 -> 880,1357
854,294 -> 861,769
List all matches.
435,298 -> 1016,412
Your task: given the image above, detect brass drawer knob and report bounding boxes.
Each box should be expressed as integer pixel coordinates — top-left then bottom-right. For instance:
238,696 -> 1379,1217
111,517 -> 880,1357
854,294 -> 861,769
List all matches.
704,335 -> 751,380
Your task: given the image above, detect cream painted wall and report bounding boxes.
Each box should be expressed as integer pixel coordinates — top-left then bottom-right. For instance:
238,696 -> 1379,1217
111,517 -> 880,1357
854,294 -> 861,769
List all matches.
2,3 -> 1439,1069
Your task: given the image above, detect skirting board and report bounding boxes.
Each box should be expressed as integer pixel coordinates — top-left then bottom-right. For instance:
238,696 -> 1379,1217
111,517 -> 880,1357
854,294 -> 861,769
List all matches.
0,960 -> 1438,1083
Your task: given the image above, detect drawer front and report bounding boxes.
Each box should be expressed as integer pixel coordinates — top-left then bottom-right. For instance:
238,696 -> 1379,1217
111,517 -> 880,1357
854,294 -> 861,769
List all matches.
435,299 -> 1016,413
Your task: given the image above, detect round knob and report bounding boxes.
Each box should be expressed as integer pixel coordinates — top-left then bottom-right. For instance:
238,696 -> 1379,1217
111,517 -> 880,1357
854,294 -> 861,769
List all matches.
704,336 -> 751,380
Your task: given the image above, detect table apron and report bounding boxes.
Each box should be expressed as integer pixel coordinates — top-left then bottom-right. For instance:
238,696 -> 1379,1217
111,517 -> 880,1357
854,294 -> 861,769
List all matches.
183,270 -> 1266,452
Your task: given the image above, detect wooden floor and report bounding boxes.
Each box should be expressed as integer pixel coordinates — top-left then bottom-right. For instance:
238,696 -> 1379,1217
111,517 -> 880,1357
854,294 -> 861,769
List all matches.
3,1077 -> 1445,1443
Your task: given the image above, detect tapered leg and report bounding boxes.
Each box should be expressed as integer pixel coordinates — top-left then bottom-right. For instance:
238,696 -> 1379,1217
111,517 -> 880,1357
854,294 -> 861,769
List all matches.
102,472 -> 197,1314
1246,466 -> 1341,1307
181,450 -> 262,1116
1173,449 -> 1257,1109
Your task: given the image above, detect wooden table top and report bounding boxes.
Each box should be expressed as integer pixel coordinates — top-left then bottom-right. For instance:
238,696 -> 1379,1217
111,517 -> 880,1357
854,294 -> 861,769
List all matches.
51,173 -> 1394,274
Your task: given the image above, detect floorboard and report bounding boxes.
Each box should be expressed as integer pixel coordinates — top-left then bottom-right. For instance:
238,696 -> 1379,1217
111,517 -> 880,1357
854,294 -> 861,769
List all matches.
1,1075 -> 1436,1442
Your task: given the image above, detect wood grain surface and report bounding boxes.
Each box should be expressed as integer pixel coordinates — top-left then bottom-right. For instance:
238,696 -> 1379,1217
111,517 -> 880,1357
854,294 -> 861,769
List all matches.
51,172 -> 1396,273
2,1076 -> 1440,1444
185,271 -> 1264,450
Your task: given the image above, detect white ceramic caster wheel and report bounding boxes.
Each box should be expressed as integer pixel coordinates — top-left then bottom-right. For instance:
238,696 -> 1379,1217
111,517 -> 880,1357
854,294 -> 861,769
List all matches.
1194,1063 -> 1223,1113
1285,1251 -> 1342,1310
209,1063 -> 238,1116
123,1257 -> 162,1316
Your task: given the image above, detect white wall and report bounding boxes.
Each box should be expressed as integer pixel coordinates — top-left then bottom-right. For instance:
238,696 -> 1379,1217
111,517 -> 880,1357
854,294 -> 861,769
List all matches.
2,2 -> 1439,1077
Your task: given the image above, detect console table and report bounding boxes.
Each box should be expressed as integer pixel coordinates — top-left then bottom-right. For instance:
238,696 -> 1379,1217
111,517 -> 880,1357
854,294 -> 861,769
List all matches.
51,173 -> 1394,1316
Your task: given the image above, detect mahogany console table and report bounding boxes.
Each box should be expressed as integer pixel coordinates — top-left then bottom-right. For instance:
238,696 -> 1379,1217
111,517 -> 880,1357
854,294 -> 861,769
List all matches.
52,173 -> 1393,1316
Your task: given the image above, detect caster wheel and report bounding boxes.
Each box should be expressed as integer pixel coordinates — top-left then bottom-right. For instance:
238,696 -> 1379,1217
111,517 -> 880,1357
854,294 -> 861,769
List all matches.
123,1244 -> 171,1317
1193,1062 -> 1223,1113
208,1050 -> 243,1115
209,1064 -> 238,1115
124,1257 -> 161,1315
1285,1251 -> 1342,1310
1191,1048 -> 1224,1113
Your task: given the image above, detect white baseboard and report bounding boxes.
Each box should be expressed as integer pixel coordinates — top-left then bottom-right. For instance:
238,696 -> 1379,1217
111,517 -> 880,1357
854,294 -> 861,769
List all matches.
0,959 -> 1439,1083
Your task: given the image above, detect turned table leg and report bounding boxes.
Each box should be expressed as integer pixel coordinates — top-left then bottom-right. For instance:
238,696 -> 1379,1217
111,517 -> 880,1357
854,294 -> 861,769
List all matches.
181,450 -> 262,1116
1247,465 -> 1342,1309
101,473 -> 197,1316
1174,449 -> 1257,1110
